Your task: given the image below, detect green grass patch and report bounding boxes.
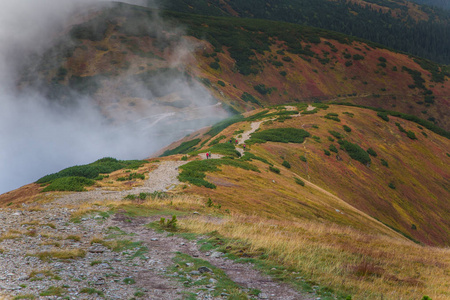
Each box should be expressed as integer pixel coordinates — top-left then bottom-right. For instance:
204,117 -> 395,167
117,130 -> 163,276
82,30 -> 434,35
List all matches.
170,252 -> 252,298
13,295 -> 36,300
80,288 -> 104,297
39,286 -> 66,297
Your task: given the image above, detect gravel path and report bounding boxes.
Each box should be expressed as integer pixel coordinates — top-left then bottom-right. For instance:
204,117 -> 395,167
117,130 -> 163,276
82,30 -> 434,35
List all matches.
53,160 -> 188,206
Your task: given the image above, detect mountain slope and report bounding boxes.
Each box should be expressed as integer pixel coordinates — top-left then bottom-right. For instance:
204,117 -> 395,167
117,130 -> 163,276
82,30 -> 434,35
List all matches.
161,104 -> 450,247
2,104 -> 449,299
20,2 -> 450,132
160,0 -> 450,64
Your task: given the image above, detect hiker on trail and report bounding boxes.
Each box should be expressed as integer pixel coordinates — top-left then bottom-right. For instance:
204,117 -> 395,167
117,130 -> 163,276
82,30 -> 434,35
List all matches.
235,139 -> 238,145
229,138 -> 233,143
243,144 -> 246,150
208,151 -> 212,158
206,152 -> 209,159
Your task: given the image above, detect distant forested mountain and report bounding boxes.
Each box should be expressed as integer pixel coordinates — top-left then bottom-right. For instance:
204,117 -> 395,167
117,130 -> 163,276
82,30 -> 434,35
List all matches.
410,0 -> 450,10
158,0 -> 450,64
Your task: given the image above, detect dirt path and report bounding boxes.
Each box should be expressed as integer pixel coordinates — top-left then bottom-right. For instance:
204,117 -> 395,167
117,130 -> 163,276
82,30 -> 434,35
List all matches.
53,160 -> 188,206
112,216 -> 313,300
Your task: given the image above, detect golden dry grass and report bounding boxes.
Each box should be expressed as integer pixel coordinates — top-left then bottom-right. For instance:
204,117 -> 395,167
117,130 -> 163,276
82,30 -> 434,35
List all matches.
180,214 -> 450,299
104,193 -> 206,214
0,230 -> 24,241
30,248 -> 86,261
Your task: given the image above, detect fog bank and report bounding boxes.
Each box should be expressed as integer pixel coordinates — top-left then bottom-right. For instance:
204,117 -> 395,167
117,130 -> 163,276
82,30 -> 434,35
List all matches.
0,0 -> 226,194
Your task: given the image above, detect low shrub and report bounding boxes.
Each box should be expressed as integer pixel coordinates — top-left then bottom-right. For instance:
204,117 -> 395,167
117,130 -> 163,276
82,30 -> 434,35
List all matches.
381,159 -> 389,167
377,112 -> 389,122
42,177 -> 95,192
36,157 -> 146,184
282,160 -> 291,168
240,152 -> 271,165
159,215 -> 178,231
269,166 -> 280,174
248,128 -> 310,144
329,144 -> 338,153
328,130 -> 343,139
324,149 -> 331,156
338,140 -> 371,165
178,159 -> 258,188
208,135 -> 226,146
324,113 -> 340,122
295,177 -> 305,186
367,148 -> 377,157
207,115 -> 245,136
407,131 -> 417,140
241,92 -> 261,105
343,125 -> 352,132
206,142 -> 241,157
299,155 -> 307,162
161,139 -> 201,156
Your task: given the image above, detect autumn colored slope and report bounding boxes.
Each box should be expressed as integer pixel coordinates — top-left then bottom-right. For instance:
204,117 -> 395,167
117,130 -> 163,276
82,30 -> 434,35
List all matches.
162,104 -> 450,247
20,2 -> 450,131
2,103 -> 450,299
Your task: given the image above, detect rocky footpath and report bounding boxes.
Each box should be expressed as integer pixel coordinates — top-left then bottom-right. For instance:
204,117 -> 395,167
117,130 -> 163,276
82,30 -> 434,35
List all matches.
0,161 -> 313,300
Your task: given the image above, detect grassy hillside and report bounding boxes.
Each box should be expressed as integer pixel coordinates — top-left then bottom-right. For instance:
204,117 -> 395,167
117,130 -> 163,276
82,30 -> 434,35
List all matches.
4,104 -> 449,299
161,104 -> 450,246
20,2 -> 450,132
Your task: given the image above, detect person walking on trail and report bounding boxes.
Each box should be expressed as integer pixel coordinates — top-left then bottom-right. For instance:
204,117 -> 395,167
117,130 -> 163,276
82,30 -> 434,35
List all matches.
243,144 -> 246,151
235,139 -> 238,145
208,151 -> 212,159
206,152 -> 209,159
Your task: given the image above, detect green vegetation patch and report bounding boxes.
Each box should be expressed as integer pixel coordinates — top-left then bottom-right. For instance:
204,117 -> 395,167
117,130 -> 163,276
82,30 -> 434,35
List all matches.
208,135 -> 226,146
338,140 -> 371,165
334,102 -> 450,139
324,113 -> 341,122
241,92 -> 261,105
39,286 -> 66,297
248,128 -> 310,144
42,177 -> 95,192
367,148 -> 378,157
178,158 -> 259,188
328,130 -> 343,139
205,143 -> 241,157
161,139 -> 201,156
240,152 -> 272,165
206,115 -> 245,137
170,252 -> 254,298
36,157 -> 146,184
80,288 -> 104,297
